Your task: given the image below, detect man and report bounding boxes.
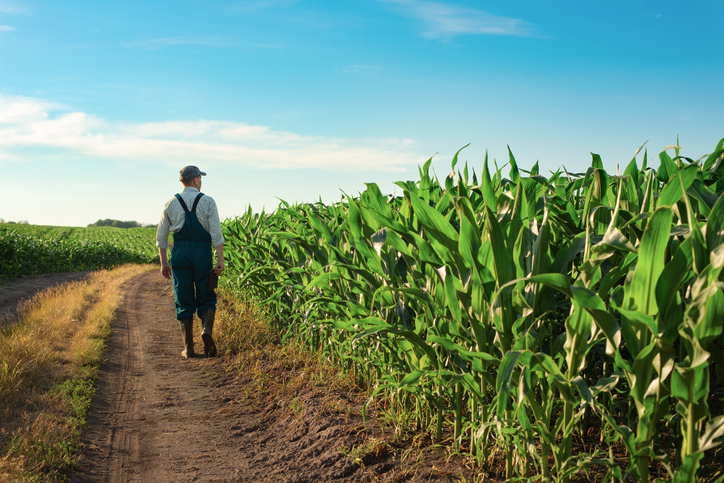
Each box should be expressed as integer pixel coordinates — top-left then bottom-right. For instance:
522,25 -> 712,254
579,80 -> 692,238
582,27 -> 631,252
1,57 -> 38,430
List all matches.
156,166 -> 225,358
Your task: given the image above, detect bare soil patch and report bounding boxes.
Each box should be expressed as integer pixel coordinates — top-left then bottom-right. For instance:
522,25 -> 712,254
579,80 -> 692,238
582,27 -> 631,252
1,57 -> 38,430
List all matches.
67,270 -> 481,483
0,272 -> 90,324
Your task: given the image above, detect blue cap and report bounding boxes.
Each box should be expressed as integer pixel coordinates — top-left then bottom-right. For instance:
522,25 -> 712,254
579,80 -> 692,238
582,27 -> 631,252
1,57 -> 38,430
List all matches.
180,166 -> 206,181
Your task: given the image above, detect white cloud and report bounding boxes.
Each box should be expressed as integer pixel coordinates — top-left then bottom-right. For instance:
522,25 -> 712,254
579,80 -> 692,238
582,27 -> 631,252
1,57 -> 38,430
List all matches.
0,25 -> 15,31
379,0 -> 535,39
0,95 -> 58,124
0,95 -> 421,173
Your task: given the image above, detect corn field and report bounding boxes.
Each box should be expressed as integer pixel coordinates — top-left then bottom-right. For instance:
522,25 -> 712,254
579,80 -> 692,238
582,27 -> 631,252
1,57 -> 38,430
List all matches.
221,140 -> 724,481
0,225 -> 158,278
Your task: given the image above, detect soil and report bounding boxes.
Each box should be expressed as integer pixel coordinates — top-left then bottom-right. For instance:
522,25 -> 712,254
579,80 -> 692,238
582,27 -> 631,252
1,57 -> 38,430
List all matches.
46,270 -> 482,483
0,271 -> 91,324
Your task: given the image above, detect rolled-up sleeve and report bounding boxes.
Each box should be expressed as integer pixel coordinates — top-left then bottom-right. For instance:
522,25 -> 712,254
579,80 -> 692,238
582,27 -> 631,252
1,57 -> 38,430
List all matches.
206,198 -> 225,247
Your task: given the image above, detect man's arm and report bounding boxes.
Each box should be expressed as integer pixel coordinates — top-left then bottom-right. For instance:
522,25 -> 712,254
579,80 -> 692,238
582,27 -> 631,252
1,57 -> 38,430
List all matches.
156,207 -> 172,280
214,244 -> 224,275
159,247 -> 172,279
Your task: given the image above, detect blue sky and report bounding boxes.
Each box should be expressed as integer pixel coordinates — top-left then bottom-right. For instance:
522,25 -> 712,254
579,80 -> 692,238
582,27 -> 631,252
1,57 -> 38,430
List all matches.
1,0 -> 722,226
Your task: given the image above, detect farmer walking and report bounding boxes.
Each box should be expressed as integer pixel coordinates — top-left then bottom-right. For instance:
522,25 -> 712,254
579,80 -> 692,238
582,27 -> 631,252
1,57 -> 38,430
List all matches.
156,166 -> 225,358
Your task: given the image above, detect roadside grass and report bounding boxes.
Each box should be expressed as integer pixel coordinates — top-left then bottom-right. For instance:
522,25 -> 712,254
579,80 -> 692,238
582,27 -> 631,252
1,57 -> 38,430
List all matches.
215,286 -> 360,406
0,264 -> 153,482
214,287 -> 481,481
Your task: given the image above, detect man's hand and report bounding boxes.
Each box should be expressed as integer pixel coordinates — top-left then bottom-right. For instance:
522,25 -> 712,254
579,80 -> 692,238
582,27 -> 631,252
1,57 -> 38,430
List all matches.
214,260 -> 224,276
214,244 -> 225,276
161,262 -> 172,280
158,247 -> 172,279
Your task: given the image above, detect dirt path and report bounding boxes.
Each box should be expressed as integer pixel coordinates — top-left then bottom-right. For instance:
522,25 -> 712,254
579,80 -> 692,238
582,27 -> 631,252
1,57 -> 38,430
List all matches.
67,270 -> 475,483
0,272 -> 90,324
71,270 -> 257,482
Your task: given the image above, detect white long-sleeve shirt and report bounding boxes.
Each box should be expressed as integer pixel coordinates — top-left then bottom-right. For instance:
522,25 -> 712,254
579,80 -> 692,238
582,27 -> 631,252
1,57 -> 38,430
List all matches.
156,187 -> 225,249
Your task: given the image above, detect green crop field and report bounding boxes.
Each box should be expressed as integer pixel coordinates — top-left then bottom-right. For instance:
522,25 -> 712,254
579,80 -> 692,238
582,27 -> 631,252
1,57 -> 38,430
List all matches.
0,224 -> 158,279
220,139 -> 724,481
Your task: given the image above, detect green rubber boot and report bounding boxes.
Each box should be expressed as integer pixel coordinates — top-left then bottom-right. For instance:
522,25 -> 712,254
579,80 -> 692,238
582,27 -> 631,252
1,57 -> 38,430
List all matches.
199,309 -> 218,358
179,318 -> 195,358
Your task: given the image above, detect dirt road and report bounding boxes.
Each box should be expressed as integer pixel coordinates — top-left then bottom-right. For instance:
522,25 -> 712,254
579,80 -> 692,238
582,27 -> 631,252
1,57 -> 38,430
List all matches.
68,270 -> 352,482
63,270 -> 475,483
42,271 -> 478,483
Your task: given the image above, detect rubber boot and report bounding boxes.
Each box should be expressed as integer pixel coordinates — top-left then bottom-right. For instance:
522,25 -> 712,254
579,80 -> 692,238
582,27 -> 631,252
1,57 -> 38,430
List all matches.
179,318 -> 195,358
199,309 -> 218,358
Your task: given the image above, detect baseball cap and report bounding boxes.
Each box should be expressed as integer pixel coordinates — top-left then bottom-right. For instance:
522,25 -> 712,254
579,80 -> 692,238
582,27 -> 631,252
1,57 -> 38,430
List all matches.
180,166 -> 207,181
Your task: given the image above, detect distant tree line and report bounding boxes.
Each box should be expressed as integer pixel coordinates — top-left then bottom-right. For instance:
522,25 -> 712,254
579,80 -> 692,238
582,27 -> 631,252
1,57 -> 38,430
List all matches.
0,219 -> 29,225
88,219 -> 154,229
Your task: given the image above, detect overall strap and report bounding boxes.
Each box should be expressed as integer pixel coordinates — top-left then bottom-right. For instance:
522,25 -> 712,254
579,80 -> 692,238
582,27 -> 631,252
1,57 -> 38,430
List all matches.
191,193 -> 205,212
174,194 -> 189,212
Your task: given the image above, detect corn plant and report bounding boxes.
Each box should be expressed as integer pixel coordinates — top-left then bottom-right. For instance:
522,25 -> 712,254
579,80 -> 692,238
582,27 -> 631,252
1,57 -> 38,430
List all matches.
222,139 -> 724,481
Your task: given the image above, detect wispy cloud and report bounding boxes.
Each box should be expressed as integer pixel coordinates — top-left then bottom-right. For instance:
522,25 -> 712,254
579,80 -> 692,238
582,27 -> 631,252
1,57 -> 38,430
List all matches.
0,4 -> 24,14
0,95 -> 420,173
0,1 -> 27,31
228,0 -> 302,12
123,36 -> 281,51
341,64 -> 379,74
379,0 -> 535,39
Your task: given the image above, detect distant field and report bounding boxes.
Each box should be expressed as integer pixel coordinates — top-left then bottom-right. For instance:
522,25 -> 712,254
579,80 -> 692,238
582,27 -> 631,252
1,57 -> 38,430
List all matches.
0,224 -> 159,279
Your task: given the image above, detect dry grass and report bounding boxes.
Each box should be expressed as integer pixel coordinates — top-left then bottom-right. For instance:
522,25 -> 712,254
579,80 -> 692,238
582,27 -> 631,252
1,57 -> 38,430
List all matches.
214,289 -> 484,482
215,288 -> 360,409
0,264 -> 153,482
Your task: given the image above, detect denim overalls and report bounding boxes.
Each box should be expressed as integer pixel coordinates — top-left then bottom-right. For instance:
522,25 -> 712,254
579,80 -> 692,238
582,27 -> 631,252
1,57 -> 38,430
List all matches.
170,193 -> 216,320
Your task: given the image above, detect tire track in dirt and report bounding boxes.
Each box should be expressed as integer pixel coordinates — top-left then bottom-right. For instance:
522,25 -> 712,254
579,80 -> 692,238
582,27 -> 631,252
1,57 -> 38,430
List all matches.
106,272 -> 142,483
